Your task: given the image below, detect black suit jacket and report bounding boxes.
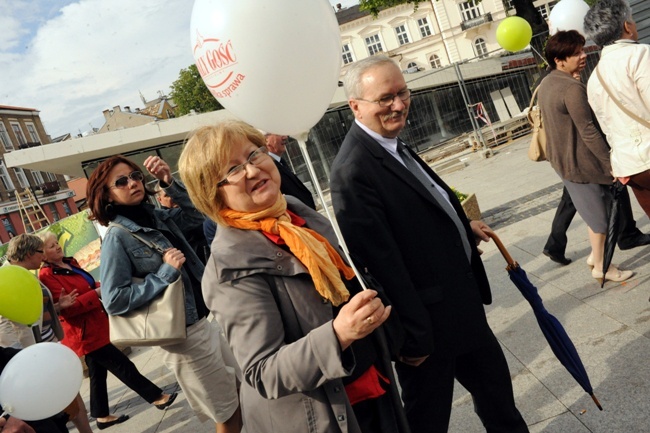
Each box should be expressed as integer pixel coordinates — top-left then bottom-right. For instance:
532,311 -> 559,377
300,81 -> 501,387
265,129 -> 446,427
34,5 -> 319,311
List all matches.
274,159 -> 316,210
330,122 -> 493,358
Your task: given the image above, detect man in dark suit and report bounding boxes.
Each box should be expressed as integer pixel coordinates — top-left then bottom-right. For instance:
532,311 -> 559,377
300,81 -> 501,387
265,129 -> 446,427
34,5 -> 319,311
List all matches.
264,133 -> 316,209
330,56 -> 528,433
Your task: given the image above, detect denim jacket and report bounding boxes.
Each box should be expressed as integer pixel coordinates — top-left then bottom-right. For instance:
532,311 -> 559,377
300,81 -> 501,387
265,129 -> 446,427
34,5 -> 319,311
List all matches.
99,179 -> 206,326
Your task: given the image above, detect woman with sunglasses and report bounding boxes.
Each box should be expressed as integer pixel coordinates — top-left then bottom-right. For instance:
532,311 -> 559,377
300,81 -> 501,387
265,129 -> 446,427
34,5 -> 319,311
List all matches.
85,155 -> 242,433
178,120 -> 397,433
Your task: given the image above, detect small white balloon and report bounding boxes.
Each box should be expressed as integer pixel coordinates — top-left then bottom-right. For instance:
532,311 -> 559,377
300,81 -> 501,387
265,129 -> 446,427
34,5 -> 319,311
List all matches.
190,0 -> 342,136
548,0 -> 590,36
0,343 -> 82,421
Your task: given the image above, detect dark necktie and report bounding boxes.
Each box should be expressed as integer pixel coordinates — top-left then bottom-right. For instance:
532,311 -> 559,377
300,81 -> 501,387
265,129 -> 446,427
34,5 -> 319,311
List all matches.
397,142 -> 472,262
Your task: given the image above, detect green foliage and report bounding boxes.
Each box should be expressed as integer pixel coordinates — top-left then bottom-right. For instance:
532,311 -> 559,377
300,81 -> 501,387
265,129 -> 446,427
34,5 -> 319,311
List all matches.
451,187 -> 468,202
359,0 -> 422,17
169,64 -> 222,116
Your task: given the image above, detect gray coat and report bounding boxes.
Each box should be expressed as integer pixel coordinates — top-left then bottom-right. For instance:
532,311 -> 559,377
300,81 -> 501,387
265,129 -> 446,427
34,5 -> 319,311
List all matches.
202,197 -> 361,433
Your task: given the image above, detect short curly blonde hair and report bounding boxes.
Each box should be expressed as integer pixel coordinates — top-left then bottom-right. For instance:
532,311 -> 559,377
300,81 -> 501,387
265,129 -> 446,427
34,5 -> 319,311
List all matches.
179,119 -> 266,226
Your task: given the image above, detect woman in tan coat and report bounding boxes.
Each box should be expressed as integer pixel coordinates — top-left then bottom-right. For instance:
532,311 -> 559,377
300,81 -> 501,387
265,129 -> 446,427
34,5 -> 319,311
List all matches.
539,30 -> 633,283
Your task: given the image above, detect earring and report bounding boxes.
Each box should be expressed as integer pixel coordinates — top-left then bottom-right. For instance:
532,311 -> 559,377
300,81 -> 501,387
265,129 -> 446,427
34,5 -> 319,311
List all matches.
105,203 -> 116,219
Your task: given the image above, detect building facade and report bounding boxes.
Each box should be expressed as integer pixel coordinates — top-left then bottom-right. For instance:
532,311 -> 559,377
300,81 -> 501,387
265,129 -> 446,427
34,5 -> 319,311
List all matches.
98,94 -> 177,133
336,0 -> 558,74
0,105 -> 77,243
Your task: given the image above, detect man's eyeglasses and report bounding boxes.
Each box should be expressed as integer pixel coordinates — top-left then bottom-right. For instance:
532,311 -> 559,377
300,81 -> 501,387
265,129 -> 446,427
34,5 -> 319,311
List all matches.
35,250 -> 43,254
355,88 -> 411,107
218,147 -> 270,187
110,171 -> 144,189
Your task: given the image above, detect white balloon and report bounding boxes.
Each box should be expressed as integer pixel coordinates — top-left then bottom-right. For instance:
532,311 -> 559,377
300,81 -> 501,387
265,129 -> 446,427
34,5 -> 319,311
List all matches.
0,343 -> 82,421
548,0 -> 590,36
190,0 -> 342,136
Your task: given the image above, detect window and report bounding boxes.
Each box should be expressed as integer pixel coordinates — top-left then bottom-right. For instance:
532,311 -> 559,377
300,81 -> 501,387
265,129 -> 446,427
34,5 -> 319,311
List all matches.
32,170 -> 44,185
0,161 -> 15,191
25,123 -> 40,144
503,0 -> 515,10
474,37 -> 488,57
48,204 -> 60,221
537,1 -> 558,20
1,216 -> 16,237
395,24 -> 410,45
418,17 -> 432,37
429,54 -> 442,68
62,201 -> 72,216
10,123 -> 26,147
46,172 -> 57,182
459,1 -> 482,21
365,34 -> 384,56
0,124 -> 13,151
342,43 -> 354,65
13,168 -> 28,189
407,62 -> 418,69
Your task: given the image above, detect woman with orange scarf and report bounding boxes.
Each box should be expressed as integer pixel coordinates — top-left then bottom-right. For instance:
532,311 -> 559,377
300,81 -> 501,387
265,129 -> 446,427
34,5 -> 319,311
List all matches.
179,120 -> 397,433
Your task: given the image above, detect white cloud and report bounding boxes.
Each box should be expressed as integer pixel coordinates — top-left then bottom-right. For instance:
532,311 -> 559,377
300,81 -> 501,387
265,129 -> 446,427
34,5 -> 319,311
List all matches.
0,0 -> 195,137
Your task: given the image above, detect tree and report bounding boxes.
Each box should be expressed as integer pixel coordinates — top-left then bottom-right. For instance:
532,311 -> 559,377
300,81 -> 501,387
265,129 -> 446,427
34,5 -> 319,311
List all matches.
169,64 -> 222,116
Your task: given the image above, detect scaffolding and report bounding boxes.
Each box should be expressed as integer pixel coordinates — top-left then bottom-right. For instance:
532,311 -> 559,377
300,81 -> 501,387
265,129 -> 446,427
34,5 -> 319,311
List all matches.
16,188 -> 50,233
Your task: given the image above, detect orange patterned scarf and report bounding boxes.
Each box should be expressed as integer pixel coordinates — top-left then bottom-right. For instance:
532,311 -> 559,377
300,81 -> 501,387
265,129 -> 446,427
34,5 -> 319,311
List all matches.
220,195 -> 352,306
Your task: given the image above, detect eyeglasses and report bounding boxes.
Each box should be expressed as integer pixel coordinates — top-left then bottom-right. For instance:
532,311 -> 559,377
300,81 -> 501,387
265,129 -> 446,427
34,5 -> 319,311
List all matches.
217,146 -> 270,187
356,88 -> 411,107
35,250 -> 44,254
110,171 -> 144,189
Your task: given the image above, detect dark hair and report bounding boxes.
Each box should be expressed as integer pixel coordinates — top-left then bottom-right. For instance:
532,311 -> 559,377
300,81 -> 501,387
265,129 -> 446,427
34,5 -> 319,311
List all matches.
86,155 -> 152,226
584,0 -> 633,46
544,30 -> 586,70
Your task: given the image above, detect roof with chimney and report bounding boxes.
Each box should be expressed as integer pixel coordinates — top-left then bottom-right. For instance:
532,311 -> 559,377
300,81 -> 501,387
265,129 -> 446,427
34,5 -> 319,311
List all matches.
335,5 -> 370,25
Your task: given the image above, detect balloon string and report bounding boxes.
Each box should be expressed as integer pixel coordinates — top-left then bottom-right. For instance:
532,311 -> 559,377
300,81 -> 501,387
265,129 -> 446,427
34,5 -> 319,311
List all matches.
1,409 -> 8,417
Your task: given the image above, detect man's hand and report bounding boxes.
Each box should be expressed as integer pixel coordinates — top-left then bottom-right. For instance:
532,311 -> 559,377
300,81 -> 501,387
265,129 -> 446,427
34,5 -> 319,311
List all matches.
469,220 -> 492,245
0,416 -> 36,433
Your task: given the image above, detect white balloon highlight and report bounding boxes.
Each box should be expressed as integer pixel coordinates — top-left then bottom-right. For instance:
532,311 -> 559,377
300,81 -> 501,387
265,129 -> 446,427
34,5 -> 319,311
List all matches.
548,0 -> 590,36
0,343 -> 82,421
190,0 -> 342,136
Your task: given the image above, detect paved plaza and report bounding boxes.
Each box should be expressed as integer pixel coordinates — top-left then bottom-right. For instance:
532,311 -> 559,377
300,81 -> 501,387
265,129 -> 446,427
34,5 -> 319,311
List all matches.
70,135 -> 650,432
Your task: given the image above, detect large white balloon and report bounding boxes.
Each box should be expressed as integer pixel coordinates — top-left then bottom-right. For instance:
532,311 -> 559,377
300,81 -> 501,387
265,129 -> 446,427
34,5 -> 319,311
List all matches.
0,343 -> 82,420
548,0 -> 590,36
190,0 -> 342,136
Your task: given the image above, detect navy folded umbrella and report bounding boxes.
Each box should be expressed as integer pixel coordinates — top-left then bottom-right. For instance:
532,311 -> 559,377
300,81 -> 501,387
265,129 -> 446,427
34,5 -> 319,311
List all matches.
601,181 -> 625,288
488,232 -> 603,410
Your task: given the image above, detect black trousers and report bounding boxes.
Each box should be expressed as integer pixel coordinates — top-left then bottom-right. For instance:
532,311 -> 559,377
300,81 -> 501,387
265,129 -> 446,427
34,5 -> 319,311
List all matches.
544,186 -> 641,255
395,331 -> 528,433
84,344 -> 162,418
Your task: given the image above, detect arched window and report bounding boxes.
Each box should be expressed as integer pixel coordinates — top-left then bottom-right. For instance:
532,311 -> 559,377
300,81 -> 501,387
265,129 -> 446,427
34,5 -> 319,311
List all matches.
429,54 -> 442,68
407,62 -> 418,69
474,37 -> 488,58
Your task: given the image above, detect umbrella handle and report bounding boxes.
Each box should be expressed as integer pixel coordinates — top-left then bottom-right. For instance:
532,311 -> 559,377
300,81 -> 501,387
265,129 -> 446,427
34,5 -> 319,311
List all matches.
485,232 -> 517,268
591,393 -> 604,411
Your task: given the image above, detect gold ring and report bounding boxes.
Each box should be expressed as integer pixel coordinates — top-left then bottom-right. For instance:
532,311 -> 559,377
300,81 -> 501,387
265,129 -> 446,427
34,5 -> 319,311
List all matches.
366,316 -> 373,325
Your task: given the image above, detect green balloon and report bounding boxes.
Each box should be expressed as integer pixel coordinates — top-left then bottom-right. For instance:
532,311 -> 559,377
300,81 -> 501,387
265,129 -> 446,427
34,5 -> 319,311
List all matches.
0,265 -> 42,326
496,16 -> 533,52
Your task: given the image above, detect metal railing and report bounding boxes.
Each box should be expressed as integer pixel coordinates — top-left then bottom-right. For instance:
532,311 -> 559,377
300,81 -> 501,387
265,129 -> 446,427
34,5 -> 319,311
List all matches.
460,12 -> 493,31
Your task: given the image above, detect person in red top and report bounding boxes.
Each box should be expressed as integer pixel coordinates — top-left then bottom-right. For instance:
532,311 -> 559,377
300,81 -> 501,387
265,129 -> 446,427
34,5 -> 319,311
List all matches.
38,231 -> 177,431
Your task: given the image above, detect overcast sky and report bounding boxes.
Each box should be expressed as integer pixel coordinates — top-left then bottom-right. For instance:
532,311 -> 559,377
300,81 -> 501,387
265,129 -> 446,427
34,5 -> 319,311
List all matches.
0,0 -> 360,139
